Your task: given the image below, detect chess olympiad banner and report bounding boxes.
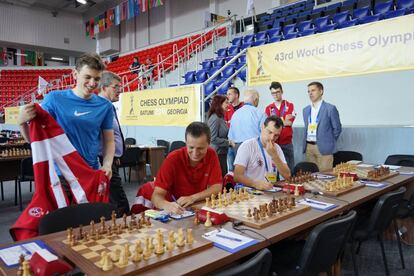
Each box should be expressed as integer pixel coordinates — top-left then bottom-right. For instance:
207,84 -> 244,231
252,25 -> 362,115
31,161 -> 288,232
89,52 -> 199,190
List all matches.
4,106 -> 20,124
247,14 -> 414,85
119,85 -> 201,126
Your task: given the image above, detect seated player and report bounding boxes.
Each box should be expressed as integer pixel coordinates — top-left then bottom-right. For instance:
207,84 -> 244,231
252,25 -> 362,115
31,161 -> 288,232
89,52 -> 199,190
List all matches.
132,122 -> 223,214
233,116 -> 291,190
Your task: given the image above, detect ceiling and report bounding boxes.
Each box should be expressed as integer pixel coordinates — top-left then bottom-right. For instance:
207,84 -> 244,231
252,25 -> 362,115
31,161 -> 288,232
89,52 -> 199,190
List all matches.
0,0 -> 109,15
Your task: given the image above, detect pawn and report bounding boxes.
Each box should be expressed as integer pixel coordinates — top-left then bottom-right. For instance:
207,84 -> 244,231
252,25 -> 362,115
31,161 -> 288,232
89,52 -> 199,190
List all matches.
194,211 -> 199,225
176,228 -> 185,247
204,211 -> 212,227
111,249 -> 120,262
168,230 -> 176,243
117,250 -> 128,266
22,260 -> 31,276
167,238 -> 175,251
143,237 -> 152,260
135,240 -> 143,254
186,229 -> 194,245
124,244 -> 131,258
132,247 -> 142,263
247,208 -> 252,218
102,254 -> 113,271
17,254 -> 25,276
149,236 -> 155,250
98,251 -> 107,267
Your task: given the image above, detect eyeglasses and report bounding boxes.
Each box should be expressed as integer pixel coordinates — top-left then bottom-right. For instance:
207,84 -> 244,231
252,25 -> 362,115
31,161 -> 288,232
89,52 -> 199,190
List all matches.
108,85 -> 121,91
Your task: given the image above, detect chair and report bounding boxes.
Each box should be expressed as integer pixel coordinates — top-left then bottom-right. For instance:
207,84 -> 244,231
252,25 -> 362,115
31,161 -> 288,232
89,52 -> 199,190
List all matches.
333,11 -> 351,25
358,14 -> 381,23
317,24 -> 336,33
397,190 -> 414,218
352,6 -> 371,20
282,23 -> 297,35
268,35 -> 282,43
17,157 -> 34,211
254,31 -> 267,41
182,71 -> 196,85
195,70 -> 208,83
38,203 -> 117,235
337,19 -> 358,29
216,48 -> 228,58
201,60 -> 213,70
124,137 -> 136,146
266,27 -> 281,39
293,162 -> 319,175
156,139 -> 170,157
351,187 -> 406,276
119,147 -> 143,183
169,141 -> 186,154
231,37 -> 243,46
213,248 -> 273,276
333,151 -> 363,166
300,29 -> 316,37
356,0 -> 373,8
217,82 -> 233,95
397,0 -> 414,11
382,9 -> 406,18
204,82 -> 216,96
227,46 -> 240,56
243,34 -> 255,44
253,39 -> 266,47
238,68 -> 247,82
273,210 -> 357,276
296,20 -> 314,32
384,154 -> 414,167
373,1 -> 394,16
284,32 -> 299,40
313,16 -> 331,29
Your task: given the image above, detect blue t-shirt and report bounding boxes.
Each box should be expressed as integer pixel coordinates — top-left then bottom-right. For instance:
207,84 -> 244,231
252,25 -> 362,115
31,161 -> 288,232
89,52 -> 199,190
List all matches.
41,89 -> 113,169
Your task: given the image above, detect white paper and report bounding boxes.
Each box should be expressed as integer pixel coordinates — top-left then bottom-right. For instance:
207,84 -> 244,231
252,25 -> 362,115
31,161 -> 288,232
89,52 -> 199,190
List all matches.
347,160 -> 363,165
0,242 -> 43,266
298,198 -> 336,210
203,228 -> 255,250
357,164 -> 375,168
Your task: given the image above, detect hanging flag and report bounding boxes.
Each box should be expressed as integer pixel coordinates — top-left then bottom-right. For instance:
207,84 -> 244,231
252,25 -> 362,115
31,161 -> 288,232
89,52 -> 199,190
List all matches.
128,0 -> 134,19
94,16 -> 99,35
99,13 -> 106,32
134,0 -> 140,16
246,0 -> 255,15
152,0 -> 163,8
114,5 -> 121,25
121,1 -> 128,20
37,76 -> 48,96
89,18 -> 95,38
85,21 -> 90,37
141,0 -> 148,12
16,49 -> 26,66
106,8 -> 114,28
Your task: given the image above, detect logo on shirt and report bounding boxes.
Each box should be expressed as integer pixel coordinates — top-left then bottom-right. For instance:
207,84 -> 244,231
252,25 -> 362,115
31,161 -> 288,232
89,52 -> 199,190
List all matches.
28,207 -> 45,218
74,110 -> 92,117
258,159 -> 263,167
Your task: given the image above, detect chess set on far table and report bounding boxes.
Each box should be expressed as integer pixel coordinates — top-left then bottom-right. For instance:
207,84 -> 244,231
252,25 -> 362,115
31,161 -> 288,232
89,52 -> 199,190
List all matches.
331,163 -> 399,181
48,211 -> 212,275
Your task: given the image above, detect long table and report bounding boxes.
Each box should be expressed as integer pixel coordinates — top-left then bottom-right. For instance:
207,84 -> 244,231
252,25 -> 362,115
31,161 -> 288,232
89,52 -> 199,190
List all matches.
1,170 -> 413,276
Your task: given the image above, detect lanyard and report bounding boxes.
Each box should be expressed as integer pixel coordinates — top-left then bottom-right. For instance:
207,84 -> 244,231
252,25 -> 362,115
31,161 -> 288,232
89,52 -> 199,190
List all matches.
257,137 -> 276,173
309,105 -> 321,125
272,101 -> 287,118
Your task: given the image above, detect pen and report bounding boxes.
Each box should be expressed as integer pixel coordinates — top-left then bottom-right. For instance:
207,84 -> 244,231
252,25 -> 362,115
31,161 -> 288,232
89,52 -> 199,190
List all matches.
216,234 -> 242,242
305,198 -> 328,206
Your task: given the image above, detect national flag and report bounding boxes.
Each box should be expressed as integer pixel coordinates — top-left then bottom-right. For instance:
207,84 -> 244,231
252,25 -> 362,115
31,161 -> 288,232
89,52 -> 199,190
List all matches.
106,8 -> 114,28
141,0 -> 148,12
114,5 -> 121,25
89,18 -> 95,37
152,0 -> 163,8
99,13 -> 106,32
246,0 -> 255,15
128,0 -> 135,19
16,49 -> 26,66
134,0 -> 140,16
37,76 -> 48,96
121,1 -> 128,20
94,16 -> 99,34
85,21 -> 90,37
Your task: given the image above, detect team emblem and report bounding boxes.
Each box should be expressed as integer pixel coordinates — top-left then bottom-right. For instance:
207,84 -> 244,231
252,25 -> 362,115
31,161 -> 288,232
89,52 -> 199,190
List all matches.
258,159 -> 263,167
28,207 -> 44,218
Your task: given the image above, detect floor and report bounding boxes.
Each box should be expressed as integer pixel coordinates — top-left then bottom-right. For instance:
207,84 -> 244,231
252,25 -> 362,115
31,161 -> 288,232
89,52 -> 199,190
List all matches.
0,178 -> 413,275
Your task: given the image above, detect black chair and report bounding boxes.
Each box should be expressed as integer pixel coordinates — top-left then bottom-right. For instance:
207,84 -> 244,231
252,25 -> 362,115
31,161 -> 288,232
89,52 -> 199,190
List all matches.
333,151 -> 363,166
384,154 -> 414,167
38,203 -> 117,235
351,187 -> 406,276
169,141 -> 186,154
272,210 -> 357,276
119,147 -> 144,183
293,162 -> 319,175
397,190 -> 414,218
156,139 -> 170,157
17,157 -> 34,211
124,137 -> 136,146
213,248 -> 273,276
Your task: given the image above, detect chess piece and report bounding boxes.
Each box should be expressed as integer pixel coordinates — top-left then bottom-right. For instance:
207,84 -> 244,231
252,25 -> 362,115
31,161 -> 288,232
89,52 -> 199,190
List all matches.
124,244 -> 131,257
111,210 -> 117,228
111,249 -> 120,262
117,224 -> 123,235
135,240 -> 143,254
17,254 -> 25,276
176,228 -> 185,247
253,208 -> 260,221
291,197 -> 296,207
294,184 -> 300,197
78,224 -> 84,240
98,251 -> 107,267
167,238 -> 175,251
117,249 -> 129,266
102,253 -> 113,271
132,245 -> 142,262
122,213 -> 128,229
143,237 -> 152,260
146,217 -> 152,226
67,227 -> 73,242
194,211 -> 199,225
247,208 -> 252,218
186,228 -> 194,245
22,260 -> 31,276
149,236 -> 155,250
204,212 -> 212,227
155,235 -> 165,255
100,216 -> 106,234
205,197 -> 210,208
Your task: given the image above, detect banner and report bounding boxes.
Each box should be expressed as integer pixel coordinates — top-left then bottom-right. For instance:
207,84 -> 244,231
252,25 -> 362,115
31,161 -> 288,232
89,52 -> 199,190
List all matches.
37,76 -> 48,96
247,15 -> 414,85
4,106 -> 20,125
119,85 -> 201,127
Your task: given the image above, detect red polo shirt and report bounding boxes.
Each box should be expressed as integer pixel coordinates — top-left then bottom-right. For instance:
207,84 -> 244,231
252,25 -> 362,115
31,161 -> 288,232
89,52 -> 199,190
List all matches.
154,147 -> 222,199
224,102 -> 244,127
264,100 -> 295,145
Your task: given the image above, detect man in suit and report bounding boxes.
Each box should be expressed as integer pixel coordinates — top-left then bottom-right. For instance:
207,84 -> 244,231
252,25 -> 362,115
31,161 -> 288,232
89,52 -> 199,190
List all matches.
303,81 -> 342,172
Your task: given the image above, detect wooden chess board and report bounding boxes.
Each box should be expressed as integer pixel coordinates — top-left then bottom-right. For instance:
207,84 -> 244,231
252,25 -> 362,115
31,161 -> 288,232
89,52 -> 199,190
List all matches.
48,218 -> 212,275
194,194 -> 310,229
302,179 -> 365,196
328,167 -> 399,181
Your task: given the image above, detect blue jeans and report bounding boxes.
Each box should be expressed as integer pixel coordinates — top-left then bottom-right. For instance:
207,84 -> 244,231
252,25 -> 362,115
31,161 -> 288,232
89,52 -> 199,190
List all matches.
227,147 -> 236,172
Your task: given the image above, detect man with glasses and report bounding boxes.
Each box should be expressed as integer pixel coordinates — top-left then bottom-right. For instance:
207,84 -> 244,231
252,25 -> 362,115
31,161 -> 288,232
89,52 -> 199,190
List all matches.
98,71 -> 130,216
265,81 -> 296,172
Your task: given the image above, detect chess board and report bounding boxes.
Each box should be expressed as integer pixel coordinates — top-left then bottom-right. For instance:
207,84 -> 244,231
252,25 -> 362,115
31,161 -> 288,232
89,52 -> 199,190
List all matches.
48,218 -> 212,275
301,179 -> 365,197
329,167 -> 399,181
194,194 -> 310,229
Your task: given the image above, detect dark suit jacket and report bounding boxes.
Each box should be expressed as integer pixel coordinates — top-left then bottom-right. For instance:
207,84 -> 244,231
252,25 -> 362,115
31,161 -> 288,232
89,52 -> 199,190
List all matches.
207,113 -> 229,154
303,101 -> 342,155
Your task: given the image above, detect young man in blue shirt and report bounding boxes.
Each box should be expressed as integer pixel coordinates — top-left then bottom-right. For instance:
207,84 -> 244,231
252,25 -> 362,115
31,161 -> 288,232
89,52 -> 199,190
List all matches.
18,53 -> 115,180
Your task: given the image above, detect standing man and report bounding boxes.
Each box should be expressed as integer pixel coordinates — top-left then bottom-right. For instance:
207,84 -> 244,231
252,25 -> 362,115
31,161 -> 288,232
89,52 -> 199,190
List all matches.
224,87 -> 244,172
303,81 -> 342,172
98,71 -> 130,216
229,89 -> 266,155
265,81 -> 296,172
18,53 -> 115,180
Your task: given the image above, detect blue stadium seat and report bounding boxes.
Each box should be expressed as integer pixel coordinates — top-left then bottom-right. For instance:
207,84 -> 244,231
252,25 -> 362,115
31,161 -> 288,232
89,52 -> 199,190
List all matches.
296,20 -> 314,32
239,68 -> 247,82
227,46 -> 240,56
273,19 -> 283,28
217,82 -> 233,95
222,65 -> 236,79
313,16 -> 331,29
216,48 -> 227,58
352,6 -> 371,20
382,9 -> 406,18
358,14 -> 381,24
195,70 -> 208,83
317,24 -> 336,33
212,58 -> 225,68
208,67 -> 221,78
204,82 -> 216,96
201,60 -> 212,70
283,23 -> 297,35
267,28 -> 281,38
239,55 -> 246,65
268,35 -> 282,43
397,0 -> 414,11
343,0 -> 357,6
333,11 -> 351,25
240,42 -> 253,50
255,31 -> 267,41
374,1 -> 394,16
253,39 -> 267,46
225,56 -> 238,65
337,19 -> 358,29
243,34 -> 255,44
231,37 -> 243,46
284,32 -> 299,40
182,71 -> 195,85
300,29 -> 316,37
326,3 -> 342,12
260,15 -> 271,23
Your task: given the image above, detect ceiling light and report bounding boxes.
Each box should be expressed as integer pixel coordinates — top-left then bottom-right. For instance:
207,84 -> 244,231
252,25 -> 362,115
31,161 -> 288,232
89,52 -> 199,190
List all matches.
51,57 -> 64,61
76,0 -> 87,4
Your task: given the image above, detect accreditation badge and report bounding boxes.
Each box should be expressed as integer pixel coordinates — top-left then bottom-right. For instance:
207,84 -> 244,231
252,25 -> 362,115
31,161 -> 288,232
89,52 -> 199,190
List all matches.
308,123 -> 318,140
266,173 -> 277,183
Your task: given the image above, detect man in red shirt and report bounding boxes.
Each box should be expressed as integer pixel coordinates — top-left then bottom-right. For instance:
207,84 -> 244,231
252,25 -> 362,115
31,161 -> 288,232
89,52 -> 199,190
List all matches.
264,82 -> 296,172
151,122 -> 223,214
224,87 -> 244,172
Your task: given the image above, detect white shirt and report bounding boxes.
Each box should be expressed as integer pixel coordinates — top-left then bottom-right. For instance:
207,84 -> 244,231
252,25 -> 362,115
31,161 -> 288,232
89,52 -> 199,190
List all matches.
307,99 -> 323,142
234,137 -> 286,182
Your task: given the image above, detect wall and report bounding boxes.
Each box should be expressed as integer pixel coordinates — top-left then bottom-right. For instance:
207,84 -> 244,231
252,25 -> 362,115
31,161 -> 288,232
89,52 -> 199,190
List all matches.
0,3 -> 94,53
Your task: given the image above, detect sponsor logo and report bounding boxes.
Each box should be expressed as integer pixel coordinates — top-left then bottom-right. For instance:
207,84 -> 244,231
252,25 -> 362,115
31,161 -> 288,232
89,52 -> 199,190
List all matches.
74,110 -> 92,116
28,207 -> 44,218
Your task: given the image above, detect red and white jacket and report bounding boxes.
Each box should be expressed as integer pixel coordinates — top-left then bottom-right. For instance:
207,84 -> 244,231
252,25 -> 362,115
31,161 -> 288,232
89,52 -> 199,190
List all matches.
10,104 -> 110,241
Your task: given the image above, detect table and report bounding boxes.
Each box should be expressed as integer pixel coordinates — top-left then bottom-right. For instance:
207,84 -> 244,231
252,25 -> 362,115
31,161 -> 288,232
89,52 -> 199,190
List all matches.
1,170 -> 413,276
